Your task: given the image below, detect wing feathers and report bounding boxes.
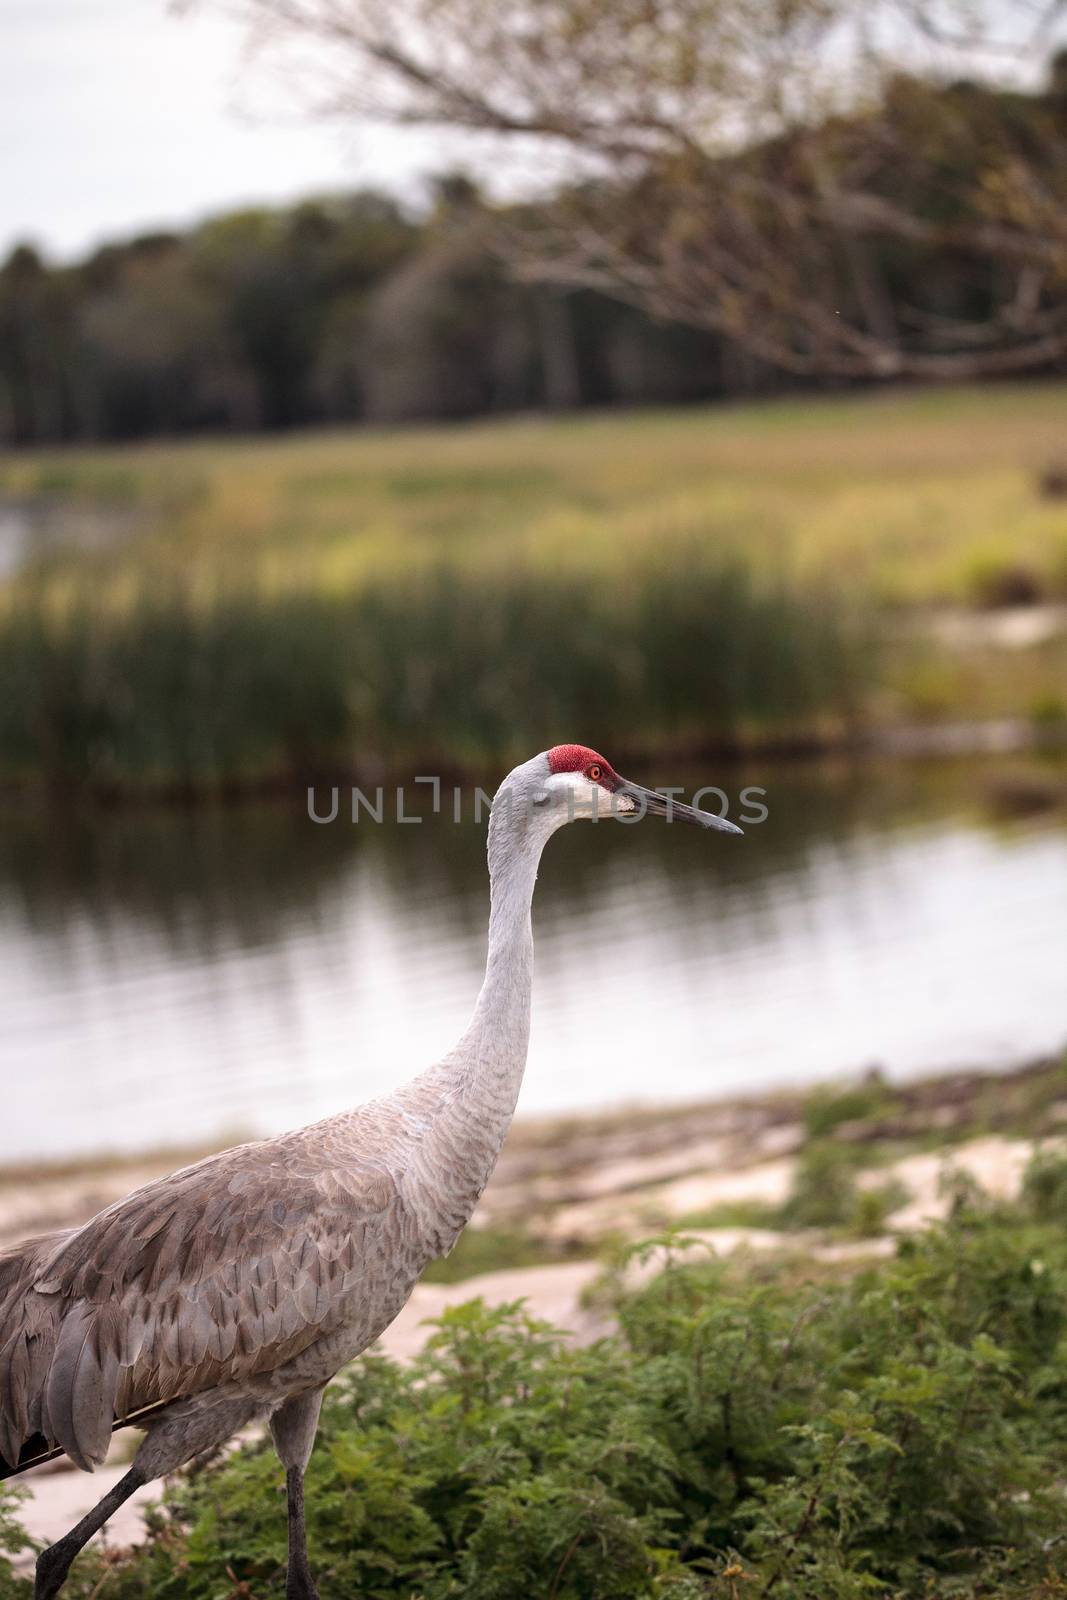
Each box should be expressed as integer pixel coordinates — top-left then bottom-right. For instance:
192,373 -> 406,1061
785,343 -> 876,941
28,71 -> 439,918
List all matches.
0,1139 -> 401,1474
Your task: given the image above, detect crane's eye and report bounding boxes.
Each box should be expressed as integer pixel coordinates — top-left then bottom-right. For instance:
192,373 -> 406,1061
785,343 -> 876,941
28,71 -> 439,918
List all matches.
587,764 -> 602,782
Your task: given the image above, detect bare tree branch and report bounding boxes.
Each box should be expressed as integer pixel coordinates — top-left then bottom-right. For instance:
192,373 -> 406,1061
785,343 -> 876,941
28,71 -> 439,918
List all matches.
191,0 -> 1067,380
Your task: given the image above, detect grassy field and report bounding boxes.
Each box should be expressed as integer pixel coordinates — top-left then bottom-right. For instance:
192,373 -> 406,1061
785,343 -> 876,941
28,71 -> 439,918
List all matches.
2,384 -> 1066,788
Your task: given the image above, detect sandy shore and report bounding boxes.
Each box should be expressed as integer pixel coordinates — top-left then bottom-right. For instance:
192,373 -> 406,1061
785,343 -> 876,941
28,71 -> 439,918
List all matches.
6,1055 -> 1062,1253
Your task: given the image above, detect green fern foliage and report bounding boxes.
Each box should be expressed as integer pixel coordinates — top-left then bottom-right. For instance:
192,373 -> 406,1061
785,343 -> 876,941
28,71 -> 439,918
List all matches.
5,1165 -> 1067,1598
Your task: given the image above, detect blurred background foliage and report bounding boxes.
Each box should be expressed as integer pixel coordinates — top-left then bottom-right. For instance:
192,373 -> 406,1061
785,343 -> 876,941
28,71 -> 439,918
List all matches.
2,48 -> 1067,447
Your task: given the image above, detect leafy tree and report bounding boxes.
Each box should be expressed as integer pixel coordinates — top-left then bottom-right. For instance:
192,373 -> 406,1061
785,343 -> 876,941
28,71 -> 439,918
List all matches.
212,0 -> 1067,381
0,247 -> 80,444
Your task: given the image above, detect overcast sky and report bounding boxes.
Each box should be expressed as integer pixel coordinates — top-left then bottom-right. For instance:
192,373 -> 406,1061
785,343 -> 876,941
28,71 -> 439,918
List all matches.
2,0 -> 1052,265
0,0 -> 448,262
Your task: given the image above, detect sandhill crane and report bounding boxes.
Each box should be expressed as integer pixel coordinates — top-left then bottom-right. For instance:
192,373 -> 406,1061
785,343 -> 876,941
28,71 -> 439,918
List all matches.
0,745 -> 741,1599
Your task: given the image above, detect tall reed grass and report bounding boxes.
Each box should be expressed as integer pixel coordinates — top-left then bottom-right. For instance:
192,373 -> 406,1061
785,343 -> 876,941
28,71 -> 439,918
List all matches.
0,561 -> 872,790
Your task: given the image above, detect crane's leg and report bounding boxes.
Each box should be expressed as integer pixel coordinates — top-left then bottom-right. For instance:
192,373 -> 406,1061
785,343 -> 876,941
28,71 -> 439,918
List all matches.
34,1466 -> 146,1599
35,1393 -> 261,1599
270,1388 -> 325,1600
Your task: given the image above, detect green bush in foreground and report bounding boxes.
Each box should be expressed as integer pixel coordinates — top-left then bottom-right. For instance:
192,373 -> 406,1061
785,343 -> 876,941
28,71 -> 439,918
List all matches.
6,1172 -> 1067,1599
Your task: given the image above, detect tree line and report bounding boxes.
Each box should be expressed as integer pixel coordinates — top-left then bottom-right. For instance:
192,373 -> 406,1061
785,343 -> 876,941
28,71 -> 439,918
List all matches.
0,182 -> 731,445
3,45 -> 1067,445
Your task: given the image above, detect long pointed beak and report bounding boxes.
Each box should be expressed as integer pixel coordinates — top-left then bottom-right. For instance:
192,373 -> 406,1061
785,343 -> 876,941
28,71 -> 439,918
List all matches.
613,778 -> 744,834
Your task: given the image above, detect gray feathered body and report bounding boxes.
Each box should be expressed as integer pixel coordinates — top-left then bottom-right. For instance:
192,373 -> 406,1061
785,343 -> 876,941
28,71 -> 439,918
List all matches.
0,754 -> 552,1480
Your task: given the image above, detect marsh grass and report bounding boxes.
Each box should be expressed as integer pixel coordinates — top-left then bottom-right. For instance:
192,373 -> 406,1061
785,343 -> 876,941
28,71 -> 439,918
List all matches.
0,560 -> 869,788
3,384 -> 1067,786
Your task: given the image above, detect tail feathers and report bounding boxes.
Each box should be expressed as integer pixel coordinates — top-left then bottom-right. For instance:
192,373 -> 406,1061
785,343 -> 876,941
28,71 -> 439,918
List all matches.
0,1330 -> 36,1466
0,1432 -> 63,1481
43,1302 -> 120,1472
0,1233 -> 68,1472
0,1222 -> 203,1477
1,1394 -> 183,1480
0,1231 -> 123,1476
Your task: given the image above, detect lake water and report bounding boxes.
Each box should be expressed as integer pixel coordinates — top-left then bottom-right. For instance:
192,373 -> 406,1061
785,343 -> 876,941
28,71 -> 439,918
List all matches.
3,758 -> 1066,1164
0,498 -> 136,579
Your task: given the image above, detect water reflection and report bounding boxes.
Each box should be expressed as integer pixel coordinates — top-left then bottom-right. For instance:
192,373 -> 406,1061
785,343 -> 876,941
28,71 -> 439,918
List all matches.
0,498 -> 135,580
3,758 -> 1066,1162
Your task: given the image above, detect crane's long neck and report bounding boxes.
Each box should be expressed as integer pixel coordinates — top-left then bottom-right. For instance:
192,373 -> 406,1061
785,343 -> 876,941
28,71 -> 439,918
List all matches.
463,808 -> 542,1071
398,793 -> 554,1251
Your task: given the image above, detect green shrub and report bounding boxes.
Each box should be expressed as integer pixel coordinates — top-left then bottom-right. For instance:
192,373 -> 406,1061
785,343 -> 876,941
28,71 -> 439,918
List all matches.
7,1171 -> 1067,1600
777,1141 -> 863,1230
1029,691 -> 1067,729
962,553 -> 1044,609
1021,1147 -> 1067,1223
848,1178 -> 910,1238
0,1489 -> 32,1591
802,1079 -> 897,1140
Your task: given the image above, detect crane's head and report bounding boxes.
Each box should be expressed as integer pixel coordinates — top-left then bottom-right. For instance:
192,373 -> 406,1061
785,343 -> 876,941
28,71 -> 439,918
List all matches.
513,744 -> 743,833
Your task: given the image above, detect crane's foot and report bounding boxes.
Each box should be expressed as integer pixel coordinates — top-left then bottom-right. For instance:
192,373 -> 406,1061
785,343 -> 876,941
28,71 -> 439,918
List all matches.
34,1537 -> 77,1599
